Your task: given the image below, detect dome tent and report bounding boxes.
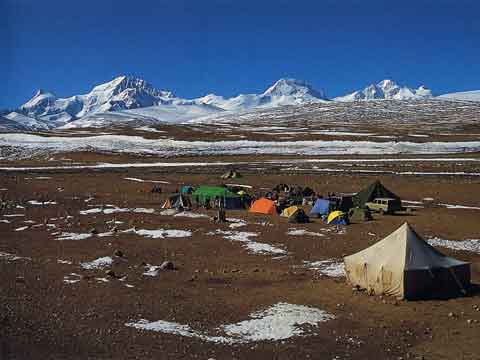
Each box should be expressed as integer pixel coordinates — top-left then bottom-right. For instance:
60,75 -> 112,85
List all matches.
344,223 -> 470,300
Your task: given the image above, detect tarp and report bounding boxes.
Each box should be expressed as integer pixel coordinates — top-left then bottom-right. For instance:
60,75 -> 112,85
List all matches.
310,199 -> 331,217
352,180 -> 400,208
249,198 -> 276,215
192,186 -> 243,209
281,206 -> 300,218
344,223 -> 471,300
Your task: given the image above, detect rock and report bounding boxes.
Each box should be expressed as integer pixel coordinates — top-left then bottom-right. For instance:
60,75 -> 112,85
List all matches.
114,250 -> 124,257
160,261 -> 175,271
105,269 -> 116,278
15,276 -> 25,283
448,312 -> 456,318
467,319 -> 473,324
90,228 -> 98,235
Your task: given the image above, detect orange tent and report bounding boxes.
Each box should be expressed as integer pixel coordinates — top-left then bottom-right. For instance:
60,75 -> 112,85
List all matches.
249,197 -> 276,215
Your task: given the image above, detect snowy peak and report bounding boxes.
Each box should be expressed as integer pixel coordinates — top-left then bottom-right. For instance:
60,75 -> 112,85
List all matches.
18,75 -> 178,125
262,78 -> 326,100
194,78 -> 328,111
335,79 -> 433,102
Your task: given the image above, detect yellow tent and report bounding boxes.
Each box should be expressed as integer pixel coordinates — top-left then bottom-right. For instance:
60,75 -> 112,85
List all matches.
327,210 -> 345,224
280,206 -> 299,218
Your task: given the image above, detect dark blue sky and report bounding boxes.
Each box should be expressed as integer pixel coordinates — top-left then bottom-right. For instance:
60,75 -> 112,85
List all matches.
1,0 -> 479,108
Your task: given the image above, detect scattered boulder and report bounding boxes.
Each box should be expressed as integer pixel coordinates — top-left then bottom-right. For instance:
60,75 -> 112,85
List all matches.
114,249 -> 124,258
160,261 -> 175,271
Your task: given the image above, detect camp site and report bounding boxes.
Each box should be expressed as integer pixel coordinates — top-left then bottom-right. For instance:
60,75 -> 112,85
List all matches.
1,158 -> 479,360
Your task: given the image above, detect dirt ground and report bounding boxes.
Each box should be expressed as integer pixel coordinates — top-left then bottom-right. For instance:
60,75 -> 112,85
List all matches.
1,167 -> 479,360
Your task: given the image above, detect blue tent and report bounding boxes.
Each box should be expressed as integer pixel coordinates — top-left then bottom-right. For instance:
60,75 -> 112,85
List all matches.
181,185 -> 194,194
329,217 -> 349,225
310,199 -> 331,217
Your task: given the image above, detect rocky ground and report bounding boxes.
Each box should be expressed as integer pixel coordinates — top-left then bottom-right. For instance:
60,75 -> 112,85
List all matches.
1,164 -> 479,360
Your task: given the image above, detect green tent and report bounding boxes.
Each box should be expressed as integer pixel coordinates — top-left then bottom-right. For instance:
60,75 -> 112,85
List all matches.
348,207 -> 373,222
352,180 -> 400,208
192,186 -> 243,209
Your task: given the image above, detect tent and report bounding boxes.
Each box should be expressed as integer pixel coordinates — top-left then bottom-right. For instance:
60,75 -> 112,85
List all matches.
181,185 -> 194,194
348,207 -> 373,222
192,186 -> 243,209
327,210 -> 348,225
310,199 -> 331,217
221,170 -> 242,179
281,205 -> 300,218
288,208 -> 309,223
344,223 -> 470,300
328,194 -> 354,212
249,198 -> 276,215
352,180 -> 400,208
162,193 -> 192,209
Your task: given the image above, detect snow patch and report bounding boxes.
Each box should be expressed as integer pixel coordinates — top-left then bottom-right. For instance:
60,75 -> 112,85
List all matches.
55,232 -> 93,241
209,230 -> 286,255
287,228 -> 325,237
80,256 -> 113,270
126,302 -> 334,344
123,228 -> 192,239
303,259 -> 346,278
427,237 -> 480,254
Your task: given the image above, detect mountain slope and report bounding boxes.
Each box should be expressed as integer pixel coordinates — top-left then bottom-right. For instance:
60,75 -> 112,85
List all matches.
335,80 -> 432,101
438,90 -> 480,102
195,78 -> 328,111
18,76 -> 176,126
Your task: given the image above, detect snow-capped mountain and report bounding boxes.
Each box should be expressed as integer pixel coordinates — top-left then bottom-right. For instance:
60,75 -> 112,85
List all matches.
438,90 -> 480,102
19,76 -> 178,126
334,80 -> 433,102
195,78 -> 328,111
0,112 -> 50,132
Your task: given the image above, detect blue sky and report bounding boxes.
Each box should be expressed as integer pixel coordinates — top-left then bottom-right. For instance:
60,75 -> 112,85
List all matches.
1,0 -> 479,108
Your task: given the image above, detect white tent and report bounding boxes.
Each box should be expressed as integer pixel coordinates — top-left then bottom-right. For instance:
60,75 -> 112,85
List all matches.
344,223 -> 470,300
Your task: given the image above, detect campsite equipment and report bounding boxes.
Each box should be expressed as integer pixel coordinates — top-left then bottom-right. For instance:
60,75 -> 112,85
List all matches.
221,170 -> 241,179
162,193 -> 192,210
348,207 -> 373,222
327,194 -> 354,212
310,198 -> 331,217
180,185 -> 194,194
288,208 -> 309,223
344,223 -> 471,300
327,210 -> 348,225
352,180 -> 401,208
249,198 -> 276,215
192,186 -> 243,209
280,206 -> 300,218
365,197 -> 402,215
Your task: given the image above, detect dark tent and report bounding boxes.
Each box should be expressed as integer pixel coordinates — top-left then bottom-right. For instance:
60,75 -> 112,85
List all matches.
352,181 -> 400,208
328,194 -> 354,212
348,207 -> 373,222
288,208 -> 310,223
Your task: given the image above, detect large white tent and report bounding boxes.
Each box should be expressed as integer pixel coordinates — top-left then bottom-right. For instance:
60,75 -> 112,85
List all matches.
344,223 -> 470,300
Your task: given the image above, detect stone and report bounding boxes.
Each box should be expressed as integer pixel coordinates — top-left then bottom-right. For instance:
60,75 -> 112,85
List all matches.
160,261 -> 175,271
